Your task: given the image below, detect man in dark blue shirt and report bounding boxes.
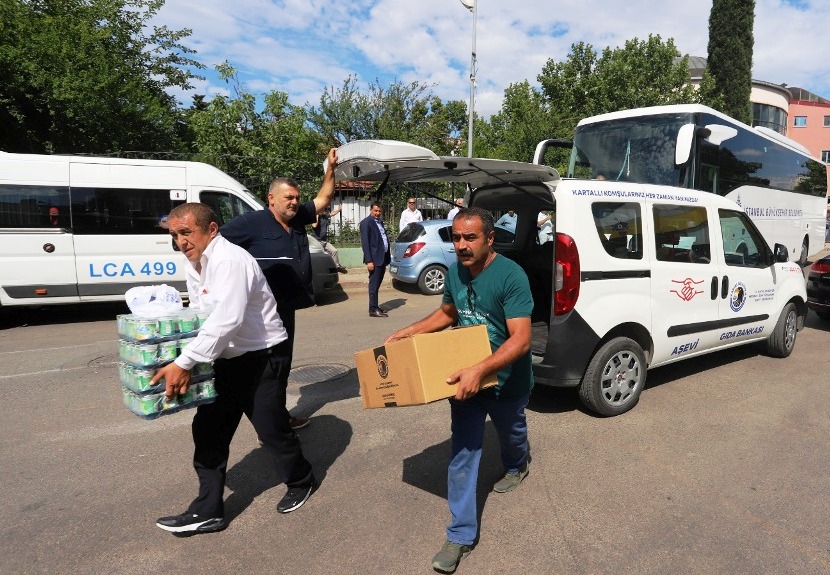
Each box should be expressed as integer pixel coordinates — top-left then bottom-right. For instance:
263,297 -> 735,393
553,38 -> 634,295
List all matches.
221,148 -> 338,429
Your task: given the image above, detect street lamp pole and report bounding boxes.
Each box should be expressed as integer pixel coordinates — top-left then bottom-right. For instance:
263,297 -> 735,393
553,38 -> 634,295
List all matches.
460,0 -> 477,157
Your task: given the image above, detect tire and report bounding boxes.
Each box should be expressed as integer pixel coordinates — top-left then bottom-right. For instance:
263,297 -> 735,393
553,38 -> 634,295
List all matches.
417,265 -> 447,295
765,302 -> 798,358
579,337 -> 647,417
797,237 -> 809,266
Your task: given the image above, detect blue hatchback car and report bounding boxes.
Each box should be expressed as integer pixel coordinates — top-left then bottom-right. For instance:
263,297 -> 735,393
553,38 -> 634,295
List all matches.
390,220 -> 457,295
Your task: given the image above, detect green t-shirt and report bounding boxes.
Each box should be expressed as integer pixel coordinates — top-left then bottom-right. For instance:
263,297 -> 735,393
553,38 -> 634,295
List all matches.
442,253 -> 534,398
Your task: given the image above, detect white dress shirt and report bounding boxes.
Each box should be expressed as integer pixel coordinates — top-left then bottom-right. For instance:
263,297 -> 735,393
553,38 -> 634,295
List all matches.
175,234 -> 287,370
399,207 -> 423,231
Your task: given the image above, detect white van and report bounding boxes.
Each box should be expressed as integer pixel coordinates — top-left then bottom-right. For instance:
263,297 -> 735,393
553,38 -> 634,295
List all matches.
0,153 -> 267,307
331,140 -> 808,416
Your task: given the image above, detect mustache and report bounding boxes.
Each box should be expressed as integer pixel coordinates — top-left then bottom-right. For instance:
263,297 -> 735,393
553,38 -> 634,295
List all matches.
457,250 -> 474,257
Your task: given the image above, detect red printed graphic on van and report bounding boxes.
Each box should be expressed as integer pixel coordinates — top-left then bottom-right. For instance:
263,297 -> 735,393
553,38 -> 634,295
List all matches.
670,278 -> 704,302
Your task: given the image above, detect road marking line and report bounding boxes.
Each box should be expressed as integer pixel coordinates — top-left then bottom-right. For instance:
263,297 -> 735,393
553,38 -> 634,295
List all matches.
0,340 -> 116,355
0,366 -> 88,379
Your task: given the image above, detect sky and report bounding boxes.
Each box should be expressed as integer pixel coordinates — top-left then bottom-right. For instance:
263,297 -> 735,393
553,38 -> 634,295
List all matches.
153,0 -> 830,119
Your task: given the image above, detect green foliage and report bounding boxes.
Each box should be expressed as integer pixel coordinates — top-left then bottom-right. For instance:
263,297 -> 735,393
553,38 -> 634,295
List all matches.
478,35 -> 700,167
537,35 -> 700,137
0,0 -> 203,154
306,76 -> 467,154
700,0 -> 755,123
476,81 -> 556,162
185,63 -> 326,198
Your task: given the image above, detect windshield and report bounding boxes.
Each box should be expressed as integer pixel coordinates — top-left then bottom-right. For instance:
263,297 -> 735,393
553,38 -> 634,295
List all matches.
568,112 -> 694,186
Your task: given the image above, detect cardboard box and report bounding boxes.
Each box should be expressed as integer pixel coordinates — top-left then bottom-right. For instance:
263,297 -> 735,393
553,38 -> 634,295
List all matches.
354,324 -> 497,408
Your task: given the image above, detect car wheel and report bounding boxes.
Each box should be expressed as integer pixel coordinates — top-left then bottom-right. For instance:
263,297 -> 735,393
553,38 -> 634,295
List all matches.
579,337 -> 646,417
417,265 -> 447,295
765,302 -> 798,357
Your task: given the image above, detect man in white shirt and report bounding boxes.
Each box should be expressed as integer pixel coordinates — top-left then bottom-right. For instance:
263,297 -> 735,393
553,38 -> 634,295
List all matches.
447,198 -> 464,220
399,197 -> 423,231
151,203 -> 315,536
537,211 -> 553,244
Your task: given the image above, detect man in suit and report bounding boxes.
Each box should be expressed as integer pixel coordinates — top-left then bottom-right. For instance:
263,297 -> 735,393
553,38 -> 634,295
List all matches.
359,201 -> 391,318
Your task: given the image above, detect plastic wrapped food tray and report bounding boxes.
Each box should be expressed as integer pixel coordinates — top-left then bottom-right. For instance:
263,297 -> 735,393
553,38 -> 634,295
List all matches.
122,380 -> 217,419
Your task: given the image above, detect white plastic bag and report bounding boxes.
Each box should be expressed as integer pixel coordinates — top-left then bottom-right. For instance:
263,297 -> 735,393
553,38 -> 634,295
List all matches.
124,284 -> 183,318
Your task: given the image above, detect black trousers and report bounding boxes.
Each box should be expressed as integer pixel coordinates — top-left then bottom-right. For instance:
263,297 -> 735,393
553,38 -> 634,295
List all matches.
187,340 -> 313,518
368,264 -> 386,312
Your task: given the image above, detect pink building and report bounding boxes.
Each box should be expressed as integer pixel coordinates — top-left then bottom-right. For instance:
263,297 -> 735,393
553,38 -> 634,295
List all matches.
788,88 -> 830,164
787,88 -> 830,208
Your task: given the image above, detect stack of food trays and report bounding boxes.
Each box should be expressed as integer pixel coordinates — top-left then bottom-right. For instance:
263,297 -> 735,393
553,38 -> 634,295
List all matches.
117,310 -> 217,419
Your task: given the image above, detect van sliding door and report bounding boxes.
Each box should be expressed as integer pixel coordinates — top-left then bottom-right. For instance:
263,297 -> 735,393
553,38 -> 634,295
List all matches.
69,163 -> 187,299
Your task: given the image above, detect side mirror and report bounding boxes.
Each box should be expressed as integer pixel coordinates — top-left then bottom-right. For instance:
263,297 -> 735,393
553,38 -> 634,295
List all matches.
675,124 -> 696,166
773,243 -> 788,263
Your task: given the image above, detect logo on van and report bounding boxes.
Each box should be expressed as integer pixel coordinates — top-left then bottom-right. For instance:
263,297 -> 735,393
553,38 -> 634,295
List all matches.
670,277 -> 704,301
730,282 -> 747,312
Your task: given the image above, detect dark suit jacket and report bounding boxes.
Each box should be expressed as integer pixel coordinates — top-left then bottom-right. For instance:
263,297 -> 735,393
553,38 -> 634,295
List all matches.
359,215 -> 391,266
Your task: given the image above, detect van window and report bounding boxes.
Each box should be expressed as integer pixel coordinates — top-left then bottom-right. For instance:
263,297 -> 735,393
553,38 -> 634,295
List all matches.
70,187 -> 176,235
200,191 -> 257,226
591,202 -> 642,259
718,209 -> 769,267
653,205 -> 711,264
0,184 -> 70,228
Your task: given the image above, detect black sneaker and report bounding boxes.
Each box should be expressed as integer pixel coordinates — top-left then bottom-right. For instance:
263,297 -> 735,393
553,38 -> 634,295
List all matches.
277,480 -> 315,514
156,512 -> 226,535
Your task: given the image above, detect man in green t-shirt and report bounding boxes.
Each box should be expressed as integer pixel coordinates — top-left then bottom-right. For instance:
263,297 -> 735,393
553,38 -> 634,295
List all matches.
386,207 -> 533,574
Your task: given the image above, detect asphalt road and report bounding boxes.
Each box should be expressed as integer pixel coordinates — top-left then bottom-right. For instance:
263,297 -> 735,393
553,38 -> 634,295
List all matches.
1,273 -> 830,575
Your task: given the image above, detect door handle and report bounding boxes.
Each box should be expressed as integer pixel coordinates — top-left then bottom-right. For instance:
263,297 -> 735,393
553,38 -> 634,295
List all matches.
710,276 -> 718,300
721,275 -> 729,299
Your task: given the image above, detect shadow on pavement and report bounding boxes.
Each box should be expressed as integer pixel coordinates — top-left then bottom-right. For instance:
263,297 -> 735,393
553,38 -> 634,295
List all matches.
380,297 -> 408,312
0,301 -> 128,329
292,368 -> 360,418
314,286 -> 349,306
224,414 -> 353,522
401,422 -> 508,536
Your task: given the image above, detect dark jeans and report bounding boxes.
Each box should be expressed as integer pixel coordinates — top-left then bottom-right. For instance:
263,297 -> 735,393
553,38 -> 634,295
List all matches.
368,264 -> 386,312
187,340 -> 313,519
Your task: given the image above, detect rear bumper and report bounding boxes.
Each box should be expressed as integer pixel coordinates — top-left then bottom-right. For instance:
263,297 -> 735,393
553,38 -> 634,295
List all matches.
388,258 -> 422,283
531,309 -> 600,388
806,274 -> 830,311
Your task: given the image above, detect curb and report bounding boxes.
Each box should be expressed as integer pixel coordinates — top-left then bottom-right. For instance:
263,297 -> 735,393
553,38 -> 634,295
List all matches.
334,267 -> 396,294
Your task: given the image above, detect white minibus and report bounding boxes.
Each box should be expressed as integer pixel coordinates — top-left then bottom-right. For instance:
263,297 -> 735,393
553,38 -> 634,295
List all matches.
0,153 -> 264,307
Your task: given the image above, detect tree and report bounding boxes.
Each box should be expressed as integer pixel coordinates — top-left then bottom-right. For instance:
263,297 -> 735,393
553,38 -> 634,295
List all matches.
700,0 -> 755,123
476,81 -> 557,163
0,0 -> 202,154
307,76 -> 468,209
537,35 -> 700,143
186,63 -> 324,196
306,76 -> 467,154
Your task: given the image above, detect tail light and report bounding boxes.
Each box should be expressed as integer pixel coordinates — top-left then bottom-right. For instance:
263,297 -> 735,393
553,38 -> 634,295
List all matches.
554,232 -> 580,315
403,242 -> 426,258
812,260 -> 830,274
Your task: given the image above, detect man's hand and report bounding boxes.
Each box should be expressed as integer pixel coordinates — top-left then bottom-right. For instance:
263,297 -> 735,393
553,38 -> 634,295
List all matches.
447,365 -> 486,401
367,262 -> 375,272
151,362 -> 192,400
326,147 -> 338,171
385,329 -> 411,344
